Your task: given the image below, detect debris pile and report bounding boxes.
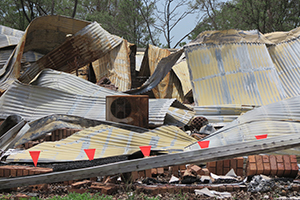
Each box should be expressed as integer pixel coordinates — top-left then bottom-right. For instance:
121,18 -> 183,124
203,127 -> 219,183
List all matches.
1,15 -> 300,199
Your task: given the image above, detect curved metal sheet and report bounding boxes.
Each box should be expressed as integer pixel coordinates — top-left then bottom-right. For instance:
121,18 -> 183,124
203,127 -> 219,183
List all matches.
189,29 -> 273,45
172,58 -> 192,96
264,27 -> 300,44
186,95 -> 300,156
92,39 -> 132,91
184,43 -> 286,106
268,38 -> 300,98
7,125 -> 197,162
0,25 -> 24,48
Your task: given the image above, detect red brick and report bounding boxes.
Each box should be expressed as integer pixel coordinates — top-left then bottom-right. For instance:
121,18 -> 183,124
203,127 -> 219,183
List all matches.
263,162 -> 271,175
255,155 -> 263,174
226,185 -> 233,192
230,158 -> 237,172
236,157 -> 244,168
200,168 -> 210,175
0,166 -> 6,177
191,165 -> 201,175
223,167 -> 230,175
4,168 -> 10,177
236,168 -> 243,177
71,180 -> 91,188
145,169 -> 152,178
151,168 -> 157,176
283,155 -> 292,177
248,155 -> 256,163
143,186 -> 159,195
15,193 -> 30,200
290,155 -> 297,163
291,163 -> 299,178
207,161 -> 216,168
218,185 -> 226,192
157,168 -> 164,174
276,155 -> 284,163
90,177 -> 97,182
101,185 -> 117,195
277,162 -> 284,177
216,160 -> 224,175
131,171 -> 139,181
247,162 -> 257,176
224,159 -> 230,168
138,171 -> 145,178
233,185 -> 240,191
262,155 -> 270,163
68,188 -> 88,194
172,165 -> 179,177
270,155 -> 277,176
10,167 -> 17,177
179,165 -> 186,170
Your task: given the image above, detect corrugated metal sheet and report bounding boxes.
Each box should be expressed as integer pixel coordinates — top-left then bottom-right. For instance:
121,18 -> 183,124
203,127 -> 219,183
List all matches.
185,95 -> 300,156
165,107 -> 195,127
190,29 -> 273,45
31,69 -> 186,126
264,27 -> 300,44
19,21 -> 123,84
91,39 -> 132,91
0,25 -> 24,48
0,16 -> 92,92
172,58 -> 192,96
268,37 -> 300,98
184,43 -> 286,106
9,114 -> 148,149
7,125 -> 197,162
135,50 -> 144,71
134,44 -> 184,101
194,105 -> 257,126
1,70 -> 186,126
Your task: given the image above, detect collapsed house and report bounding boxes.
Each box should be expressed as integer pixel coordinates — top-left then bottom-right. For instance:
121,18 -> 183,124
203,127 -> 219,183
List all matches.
1,15 -> 300,197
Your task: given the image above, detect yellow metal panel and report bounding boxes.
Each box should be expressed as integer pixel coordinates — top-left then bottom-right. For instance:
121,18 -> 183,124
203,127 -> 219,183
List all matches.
7,125 -> 197,162
185,43 -> 286,106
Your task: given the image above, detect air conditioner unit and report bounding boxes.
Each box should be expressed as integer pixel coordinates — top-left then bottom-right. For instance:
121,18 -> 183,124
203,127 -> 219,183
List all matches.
106,95 -> 149,128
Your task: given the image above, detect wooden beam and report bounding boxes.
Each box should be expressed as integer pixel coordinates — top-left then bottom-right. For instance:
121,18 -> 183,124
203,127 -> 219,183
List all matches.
1,133 -> 300,189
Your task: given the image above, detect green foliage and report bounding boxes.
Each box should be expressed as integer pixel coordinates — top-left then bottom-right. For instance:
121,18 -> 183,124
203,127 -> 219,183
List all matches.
190,0 -> 300,40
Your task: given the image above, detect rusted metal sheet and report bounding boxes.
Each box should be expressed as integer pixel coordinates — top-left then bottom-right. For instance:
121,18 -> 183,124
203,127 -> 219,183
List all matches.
91,39 -> 132,91
264,27 -> 300,44
6,125 -> 197,163
106,95 -> 149,128
0,25 -> 24,48
132,45 -> 184,101
19,21 -> 123,84
184,42 -> 286,106
190,29 -> 273,45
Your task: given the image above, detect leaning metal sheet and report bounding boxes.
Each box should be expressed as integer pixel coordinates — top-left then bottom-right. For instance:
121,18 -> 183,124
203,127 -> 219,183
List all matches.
172,58 -> 192,96
0,25 -> 24,48
92,39 -> 131,91
7,125 -> 197,162
184,43 -> 286,106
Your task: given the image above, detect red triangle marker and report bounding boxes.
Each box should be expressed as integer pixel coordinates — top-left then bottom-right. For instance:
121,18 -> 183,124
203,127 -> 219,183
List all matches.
29,151 -> 40,167
84,149 -> 96,161
139,146 -> 151,157
255,134 -> 268,140
198,141 -> 210,149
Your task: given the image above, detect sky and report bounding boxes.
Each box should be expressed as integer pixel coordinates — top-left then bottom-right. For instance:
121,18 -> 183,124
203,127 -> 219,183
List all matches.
156,2 -> 201,48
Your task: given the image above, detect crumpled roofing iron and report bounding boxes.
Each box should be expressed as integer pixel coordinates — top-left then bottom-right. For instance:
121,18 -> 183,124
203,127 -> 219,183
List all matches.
7,124 -> 197,163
